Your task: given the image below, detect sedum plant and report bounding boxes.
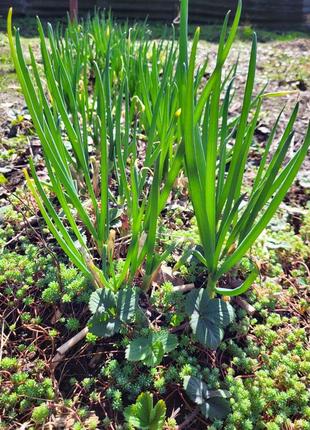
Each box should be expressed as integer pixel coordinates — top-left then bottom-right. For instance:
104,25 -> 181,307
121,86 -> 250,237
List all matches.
177,0 -> 310,297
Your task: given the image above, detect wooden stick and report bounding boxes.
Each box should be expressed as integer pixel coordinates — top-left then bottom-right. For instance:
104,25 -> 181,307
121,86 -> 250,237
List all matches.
173,283 -> 195,293
233,296 -> 256,315
177,407 -> 200,430
51,326 -> 88,367
69,0 -> 78,21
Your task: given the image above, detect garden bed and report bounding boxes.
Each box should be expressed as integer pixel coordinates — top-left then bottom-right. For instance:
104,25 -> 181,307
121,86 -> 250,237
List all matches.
0,5 -> 309,430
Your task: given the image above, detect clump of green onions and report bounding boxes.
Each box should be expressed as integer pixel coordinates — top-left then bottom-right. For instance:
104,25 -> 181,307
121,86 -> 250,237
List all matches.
7,0 -> 309,299
178,0 -> 310,296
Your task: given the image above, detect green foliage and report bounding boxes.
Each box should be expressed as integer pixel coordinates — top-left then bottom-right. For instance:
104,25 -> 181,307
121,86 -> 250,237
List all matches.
31,403 -> 49,424
2,1 -> 310,428
8,0 -> 309,363
88,287 -> 139,337
100,359 -> 155,402
0,245 -> 46,286
124,392 -> 166,430
177,0 -> 310,298
223,277 -> 310,430
111,389 -> 123,411
185,288 -> 235,349
0,357 -> 18,370
7,6 -> 180,293
126,330 -> 178,366
42,263 -> 90,304
184,376 -> 231,420
11,0 -> 309,304
150,282 -> 186,326
0,369 -> 54,421
65,317 -> 80,332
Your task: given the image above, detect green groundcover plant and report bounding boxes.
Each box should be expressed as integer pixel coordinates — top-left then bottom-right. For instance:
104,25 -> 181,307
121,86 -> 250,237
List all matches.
0,124 -> 309,429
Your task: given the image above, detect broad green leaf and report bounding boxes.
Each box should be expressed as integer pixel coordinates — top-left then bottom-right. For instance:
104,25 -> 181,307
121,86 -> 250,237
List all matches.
205,298 -> 235,327
185,289 -> 235,326
201,397 -> 231,420
88,289 -> 116,315
88,315 -> 121,337
152,331 -> 178,353
150,400 -> 167,430
185,289 -> 235,349
116,287 -> 139,322
183,375 -> 207,405
184,288 -> 200,315
143,340 -> 165,367
184,376 -> 231,421
190,312 -> 224,350
125,337 -> 150,362
184,376 -> 230,404
124,392 -> 166,430
126,330 -> 178,366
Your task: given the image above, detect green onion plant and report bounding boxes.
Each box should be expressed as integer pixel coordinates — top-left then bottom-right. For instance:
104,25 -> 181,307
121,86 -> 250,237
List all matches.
7,0 -> 309,307
178,0 -> 310,297
7,9 -> 179,292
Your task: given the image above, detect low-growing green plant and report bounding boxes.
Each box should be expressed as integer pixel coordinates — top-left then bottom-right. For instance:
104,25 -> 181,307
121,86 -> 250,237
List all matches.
223,276 -> 310,430
124,392 -> 167,430
6,8 -> 310,428
184,376 -> 231,421
0,371 -> 54,417
31,403 -> 49,424
42,263 -> 90,303
88,287 -> 139,337
126,330 -> 178,366
0,357 -> 18,370
65,317 -> 80,332
185,288 -> 235,349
